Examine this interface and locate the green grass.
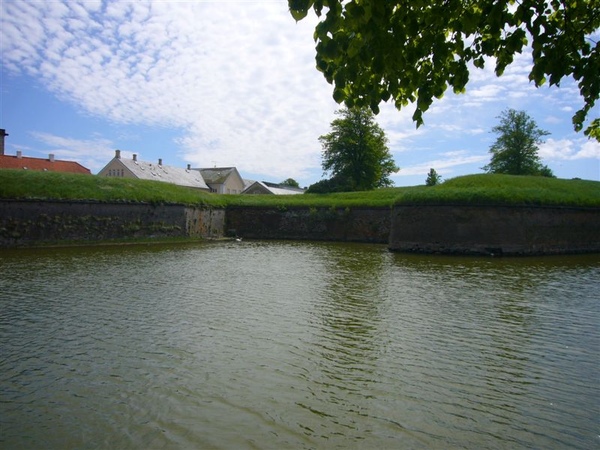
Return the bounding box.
[0,169,218,205]
[223,187,406,208]
[1,170,598,208]
[0,170,406,208]
[395,174,600,207]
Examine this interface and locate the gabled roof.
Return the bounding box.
[242,181,305,195]
[196,167,240,184]
[263,181,305,194]
[104,155,209,190]
[0,153,91,174]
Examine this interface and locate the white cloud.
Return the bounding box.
[395,151,488,177]
[545,115,562,125]
[540,138,600,161]
[30,132,116,170]
[1,1,337,180]
[578,140,600,159]
[1,0,596,184]
[464,83,506,105]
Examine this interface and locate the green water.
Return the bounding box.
[1,241,598,449]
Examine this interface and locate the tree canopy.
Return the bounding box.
[280,178,300,188]
[483,108,554,176]
[289,0,600,140]
[311,107,398,192]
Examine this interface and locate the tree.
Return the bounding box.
[425,168,442,186]
[306,175,352,193]
[482,109,554,176]
[289,0,600,140]
[316,107,398,192]
[280,178,300,188]
[538,165,556,178]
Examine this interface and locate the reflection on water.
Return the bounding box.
[1,242,598,449]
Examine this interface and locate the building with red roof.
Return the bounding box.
[0,129,91,174]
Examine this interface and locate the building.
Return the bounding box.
[242,181,305,195]
[98,150,210,191]
[194,167,246,194]
[0,129,91,174]
[0,151,91,174]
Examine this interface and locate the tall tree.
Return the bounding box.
[483,109,553,176]
[317,107,398,192]
[289,0,600,140]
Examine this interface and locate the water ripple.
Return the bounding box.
[1,244,598,449]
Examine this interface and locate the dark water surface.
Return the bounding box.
[1,241,598,449]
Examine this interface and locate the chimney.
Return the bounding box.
[158,158,162,166]
[0,129,8,156]
[16,150,22,159]
[133,154,137,162]
[115,149,121,159]
[49,154,55,162]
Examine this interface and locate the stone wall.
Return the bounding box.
[185,207,226,239]
[0,201,390,247]
[389,204,600,255]
[0,200,224,247]
[224,206,391,243]
[2,200,598,255]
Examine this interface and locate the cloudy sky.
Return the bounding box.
[1,0,598,187]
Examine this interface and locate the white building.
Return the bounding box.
[98,150,210,191]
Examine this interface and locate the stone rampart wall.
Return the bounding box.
[1,200,598,255]
[0,200,223,247]
[224,206,391,243]
[389,204,600,255]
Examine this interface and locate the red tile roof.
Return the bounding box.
[0,155,91,174]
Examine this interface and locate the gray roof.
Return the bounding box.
[196,167,238,184]
[119,158,210,190]
[263,181,305,194]
[242,181,305,195]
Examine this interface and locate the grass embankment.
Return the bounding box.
[0,169,219,205]
[0,169,408,208]
[395,174,600,207]
[0,170,598,208]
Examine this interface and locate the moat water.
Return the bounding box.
[1,241,598,449]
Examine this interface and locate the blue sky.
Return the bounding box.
[1,1,598,188]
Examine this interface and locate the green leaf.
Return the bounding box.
[333,87,346,103]
[289,0,313,21]
[583,119,600,142]
[290,8,308,21]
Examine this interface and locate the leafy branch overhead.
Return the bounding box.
[289,0,600,140]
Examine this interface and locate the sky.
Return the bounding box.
[1,0,598,188]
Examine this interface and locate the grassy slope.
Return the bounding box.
[0,169,598,208]
[395,174,600,207]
